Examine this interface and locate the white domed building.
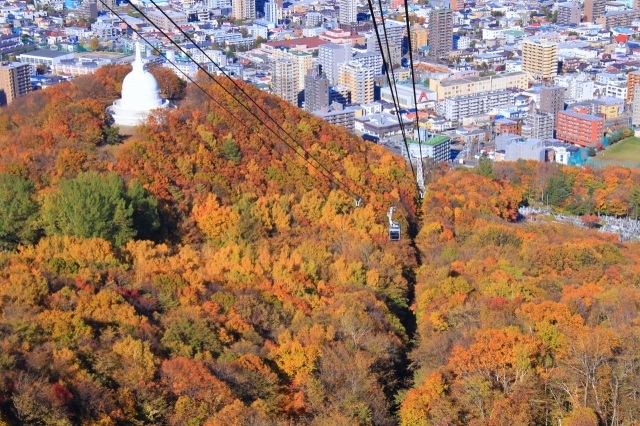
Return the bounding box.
[108,42,170,127]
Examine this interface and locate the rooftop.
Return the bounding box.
[408,135,450,146]
[19,49,72,58]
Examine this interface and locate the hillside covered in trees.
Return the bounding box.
[1,67,640,425]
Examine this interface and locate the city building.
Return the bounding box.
[405,133,451,163]
[108,43,169,127]
[271,57,298,105]
[380,84,436,110]
[430,72,529,101]
[0,62,31,106]
[78,1,98,19]
[633,85,640,128]
[584,0,606,22]
[556,110,604,147]
[351,51,383,75]
[18,50,75,74]
[318,43,352,85]
[96,0,116,12]
[439,90,516,122]
[304,66,329,112]
[557,2,582,25]
[427,9,453,60]
[627,70,640,102]
[449,0,464,11]
[232,0,255,19]
[409,25,428,54]
[496,118,519,135]
[313,102,358,131]
[539,85,565,123]
[338,62,374,104]
[338,0,357,25]
[329,86,351,105]
[522,38,558,81]
[264,1,278,24]
[522,112,554,140]
[146,9,189,32]
[597,10,640,29]
[355,112,413,138]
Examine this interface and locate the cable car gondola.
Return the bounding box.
[387,206,401,241]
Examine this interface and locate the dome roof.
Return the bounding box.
[119,43,165,112]
[108,42,170,127]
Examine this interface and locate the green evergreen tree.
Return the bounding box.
[0,173,39,250]
[42,172,158,246]
[475,155,494,179]
[546,174,573,207]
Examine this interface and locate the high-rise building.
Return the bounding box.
[232,0,255,20]
[287,50,313,93]
[338,0,357,25]
[305,66,329,112]
[351,51,383,75]
[338,62,374,104]
[427,9,453,60]
[78,1,98,19]
[633,85,640,127]
[0,62,31,106]
[97,0,116,12]
[522,38,558,81]
[556,110,604,147]
[264,1,278,24]
[626,70,640,102]
[539,85,565,124]
[521,112,554,140]
[318,43,352,85]
[449,0,464,11]
[597,10,640,29]
[271,57,298,105]
[584,0,605,22]
[409,25,428,54]
[557,2,581,25]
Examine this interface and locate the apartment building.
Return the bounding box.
[338,62,374,104]
[627,70,640,102]
[406,135,451,163]
[539,85,565,123]
[633,85,640,127]
[313,102,358,131]
[430,72,529,101]
[338,0,357,25]
[304,66,329,112]
[271,57,298,105]
[556,110,604,147]
[557,2,581,25]
[351,51,383,75]
[521,112,554,140]
[584,0,605,22]
[264,1,278,24]
[597,10,640,29]
[409,25,428,54]
[146,9,189,31]
[522,38,558,80]
[0,62,31,106]
[439,90,516,122]
[318,43,352,85]
[232,0,255,20]
[427,9,453,60]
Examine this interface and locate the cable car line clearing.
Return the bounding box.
[365,0,419,193]
[402,0,425,188]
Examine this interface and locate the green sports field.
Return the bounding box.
[601,137,640,163]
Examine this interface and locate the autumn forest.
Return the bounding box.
[1,66,640,425]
